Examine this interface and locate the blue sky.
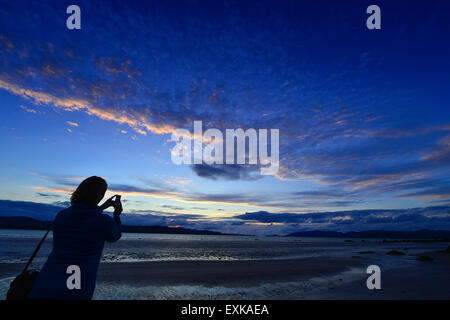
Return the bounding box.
[0,0,449,235]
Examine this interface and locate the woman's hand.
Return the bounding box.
[100,195,117,210]
[113,195,123,217]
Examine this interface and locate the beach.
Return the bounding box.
[0,230,449,299]
[1,252,449,299]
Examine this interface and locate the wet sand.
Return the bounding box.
[97,256,364,287]
[307,250,450,300]
[95,250,450,299]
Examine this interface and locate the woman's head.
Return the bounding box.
[70,176,108,206]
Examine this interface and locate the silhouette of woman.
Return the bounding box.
[29,176,122,300]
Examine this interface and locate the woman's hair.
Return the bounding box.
[70,176,108,206]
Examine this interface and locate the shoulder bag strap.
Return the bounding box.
[22,228,51,274]
[21,211,62,274]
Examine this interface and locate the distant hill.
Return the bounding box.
[0,216,225,236]
[286,229,450,239]
[0,216,53,230]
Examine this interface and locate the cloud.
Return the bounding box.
[36,192,61,198]
[235,206,450,232]
[160,205,185,211]
[399,186,450,200]
[190,164,261,181]
[95,56,142,79]
[20,105,37,114]
[66,121,78,127]
[0,79,175,136]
